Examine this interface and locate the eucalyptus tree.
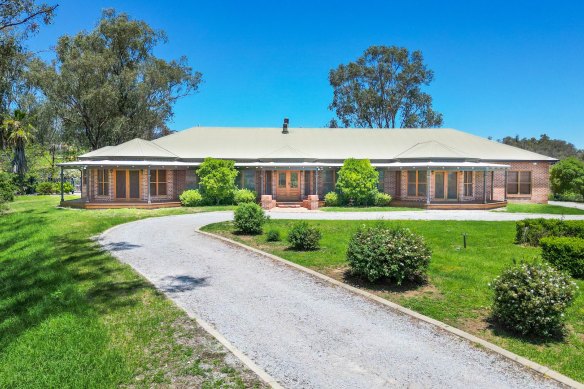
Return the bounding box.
[31,9,202,150]
[329,45,443,128]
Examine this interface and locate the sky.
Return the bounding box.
[26,0,584,148]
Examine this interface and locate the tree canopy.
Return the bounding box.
[500,134,582,160]
[550,157,584,198]
[328,45,443,129]
[335,158,379,205]
[31,9,202,150]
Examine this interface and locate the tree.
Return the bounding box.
[0,1,57,35]
[2,109,34,176]
[328,46,443,129]
[31,9,202,150]
[335,158,379,205]
[550,157,584,197]
[196,158,238,205]
[500,134,582,160]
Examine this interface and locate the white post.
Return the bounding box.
[147,166,151,204]
[60,166,64,202]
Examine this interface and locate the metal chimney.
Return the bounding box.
[282,118,289,134]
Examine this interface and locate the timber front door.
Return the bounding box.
[434,171,458,200]
[276,171,301,201]
[115,169,141,200]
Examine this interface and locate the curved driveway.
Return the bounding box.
[99,211,571,389]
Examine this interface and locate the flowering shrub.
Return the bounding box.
[287,222,322,250]
[179,189,203,207]
[347,225,431,284]
[374,192,392,206]
[490,262,578,337]
[324,191,339,206]
[234,188,256,204]
[233,203,267,234]
[540,237,584,278]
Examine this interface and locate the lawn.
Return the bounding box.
[501,203,584,215]
[321,206,422,212]
[203,219,584,382]
[0,196,261,388]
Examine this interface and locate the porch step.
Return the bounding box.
[276,202,303,208]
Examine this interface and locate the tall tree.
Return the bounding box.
[0,1,57,35]
[31,9,202,150]
[500,134,583,160]
[2,109,34,176]
[329,45,443,129]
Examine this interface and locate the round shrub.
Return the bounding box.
[233,203,267,235]
[347,225,431,284]
[266,229,281,242]
[234,188,257,204]
[287,222,322,251]
[491,262,578,337]
[324,191,339,206]
[54,182,74,194]
[179,189,204,207]
[36,181,55,195]
[374,192,392,206]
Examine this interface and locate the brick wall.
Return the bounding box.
[494,161,551,204]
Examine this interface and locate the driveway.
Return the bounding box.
[99,212,566,388]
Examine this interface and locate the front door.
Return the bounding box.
[276,171,301,201]
[434,171,458,200]
[115,169,141,200]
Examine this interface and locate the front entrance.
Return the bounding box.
[276,170,301,201]
[434,171,458,200]
[115,169,141,200]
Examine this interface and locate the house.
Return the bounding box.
[58,121,556,209]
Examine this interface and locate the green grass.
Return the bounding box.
[203,219,584,382]
[0,196,260,388]
[321,206,422,212]
[501,203,584,215]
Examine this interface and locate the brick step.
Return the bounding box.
[276,202,303,208]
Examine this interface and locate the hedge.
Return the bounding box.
[540,236,584,278]
[515,218,584,246]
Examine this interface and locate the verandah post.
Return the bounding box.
[483,170,487,204]
[426,170,431,205]
[60,166,64,202]
[147,166,151,204]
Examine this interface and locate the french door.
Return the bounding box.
[434,171,458,200]
[115,169,141,200]
[276,171,301,201]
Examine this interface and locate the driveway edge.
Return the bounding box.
[197,228,583,389]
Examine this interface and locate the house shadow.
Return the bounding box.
[160,275,209,293]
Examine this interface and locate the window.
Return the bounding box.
[322,169,336,194]
[507,171,531,195]
[377,169,385,191]
[97,169,109,196]
[407,170,427,197]
[463,171,473,197]
[240,169,256,191]
[150,169,167,196]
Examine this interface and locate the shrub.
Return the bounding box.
[179,189,203,207]
[234,188,257,204]
[515,218,584,246]
[53,182,74,194]
[266,229,281,242]
[287,222,322,250]
[347,225,431,284]
[335,158,378,205]
[196,158,238,205]
[550,157,584,198]
[36,181,55,195]
[491,262,578,337]
[0,172,15,203]
[324,191,339,206]
[374,192,392,206]
[541,237,584,278]
[233,203,267,234]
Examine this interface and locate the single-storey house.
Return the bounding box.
[58,121,556,210]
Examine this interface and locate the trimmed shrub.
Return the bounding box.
[0,172,15,203]
[266,229,281,242]
[324,191,339,206]
[196,158,238,205]
[287,222,322,251]
[233,203,267,234]
[541,237,584,278]
[374,192,392,206]
[491,262,578,337]
[36,181,55,195]
[515,218,584,246]
[234,188,257,204]
[347,225,431,284]
[336,158,379,205]
[179,189,203,207]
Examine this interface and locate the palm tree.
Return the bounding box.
[2,110,35,177]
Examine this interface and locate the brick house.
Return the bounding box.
[58,124,556,209]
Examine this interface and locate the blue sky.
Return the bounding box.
[27,0,584,147]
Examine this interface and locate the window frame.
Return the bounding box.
[463,171,473,197]
[507,170,532,196]
[407,170,428,197]
[97,169,109,196]
[150,169,167,196]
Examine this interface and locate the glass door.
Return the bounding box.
[276,171,301,201]
[447,172,458,200]
[115,170,141,200]
[434,171,458,200]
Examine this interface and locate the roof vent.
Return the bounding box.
[282,118,289,134]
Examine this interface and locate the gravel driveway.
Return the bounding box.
[99,212,566,388]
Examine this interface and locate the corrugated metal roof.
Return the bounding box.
[80,138,177,159]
